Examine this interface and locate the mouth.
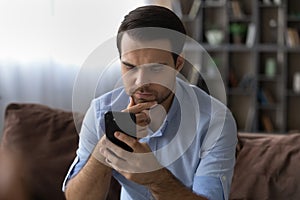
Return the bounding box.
[134,91,156,101]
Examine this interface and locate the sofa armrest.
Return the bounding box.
[230,132,300,200]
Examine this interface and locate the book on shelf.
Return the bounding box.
[205,0,226,6]
[171,0,183,18]
[286,28,300,47]
[230,0,244,19]
[187,66,200,85]
[172,0,201,20]
[261,114,274,132]
[153,0,173,9]
[263,0,272,5]
[258,88,275,105]
[263,89,275,104]
[228,69,238,88]
[246,23,256,47]
[188,0,201,19]
[238,74,256,90]
[245,105,255,132]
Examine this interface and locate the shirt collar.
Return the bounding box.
[139,119,167,142]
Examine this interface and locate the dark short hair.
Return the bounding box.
[117,5,186,64]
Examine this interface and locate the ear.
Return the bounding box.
[175,54,185,72]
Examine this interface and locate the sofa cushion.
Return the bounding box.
[0,103,81,199]
[0,103,121,200]
[230,133,300,200]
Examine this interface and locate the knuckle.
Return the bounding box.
[136,113,146,122]
[136,104,144,110]
[130,140,139,149]
[135,113,142,119]
[125,137,135,144]
[141,111,148,118]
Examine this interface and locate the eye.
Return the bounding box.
[124,65,133,70]
[123,64,136,71]
[150,64,165,72]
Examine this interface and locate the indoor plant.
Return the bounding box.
[230,23,247,44]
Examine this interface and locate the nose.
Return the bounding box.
[135,68,151,86]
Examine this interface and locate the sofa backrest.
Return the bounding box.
[0,103,80,199]
[2,103,300,200]
[230,133,300,200]
[0,103,120,200]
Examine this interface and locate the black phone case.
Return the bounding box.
[104,111,136,152]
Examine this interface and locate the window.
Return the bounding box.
[0,0,146,65]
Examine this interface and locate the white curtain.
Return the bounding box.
[0,60,79,135]
[0,0,148,136]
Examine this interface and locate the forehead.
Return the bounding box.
[121,33,172,56]
[121,49,173,66]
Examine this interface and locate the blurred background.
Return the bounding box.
[0,0,146,136]
[1,0,300,137]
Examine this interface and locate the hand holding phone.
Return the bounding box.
[104,111,136,152]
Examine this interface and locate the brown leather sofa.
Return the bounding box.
[0,103,300,200]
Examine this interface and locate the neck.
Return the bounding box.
[160,87,176,113]
[148,104,167,133]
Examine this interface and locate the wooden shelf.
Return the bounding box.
[229,16,252,23]
[257,44,284,51]
[202,0,226,8]
[228,45,253,51]
[258,75,281,82]
[258,3,284,8]
[201,44,227,51]
[286,46,300,52]
[258,104,280,110]
[287,90,300,96]
[228,88,255,95]
[179,0,300,133]
[287,16,300,22]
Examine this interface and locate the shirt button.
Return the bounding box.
[222,175,226,181]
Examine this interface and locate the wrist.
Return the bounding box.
[148,168,170,190]
[85,156,112,175]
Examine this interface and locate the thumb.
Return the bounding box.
[127,96,135,109]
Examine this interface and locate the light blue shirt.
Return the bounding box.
[63,78,237,200]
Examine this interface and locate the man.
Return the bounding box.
[63,5,237,200]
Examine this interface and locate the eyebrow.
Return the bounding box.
[121,61,136,68]
[121,61,169,68]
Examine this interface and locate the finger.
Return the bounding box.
[123,101,157,114]
[127,96,135,109]
[136,126,148,138]
[114,131,140,151]
[91,135,109,163]
[101,146,127,170]
[135,112,151,126]
[101,135,131,158]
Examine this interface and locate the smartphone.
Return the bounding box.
[104,111,137,152]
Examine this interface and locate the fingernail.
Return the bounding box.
[115,132,120,137]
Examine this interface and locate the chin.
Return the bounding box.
[135,98,155,104]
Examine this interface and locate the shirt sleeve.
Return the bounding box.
[62,100,100,191]
[193,108,237,200]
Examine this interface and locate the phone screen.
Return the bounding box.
[104,111,136,152]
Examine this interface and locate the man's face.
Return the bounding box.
[120,34,183,107]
